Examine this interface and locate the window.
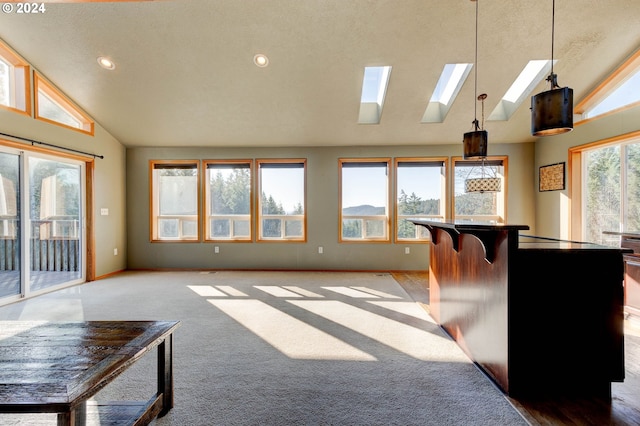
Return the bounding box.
[150,161,200,242]
[204,160,252,241]
[572,136,640,245]
[395,158,447,241]
[576,48,640,122]
[452,156,507,223]
[0,40,30,115]
[34,73,94,135]
[340,158,390,242]
[257,159,306,241]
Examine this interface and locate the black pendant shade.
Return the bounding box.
[463,129,488,159]
[531,86,573,136]
[530,0,573,137]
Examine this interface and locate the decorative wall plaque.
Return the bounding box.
[539,162,565,191]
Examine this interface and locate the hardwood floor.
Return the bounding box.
[392,271,640,426]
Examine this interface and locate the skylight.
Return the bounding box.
[422,63,472,123]
[358,66,391,124]
[488,60,552,121]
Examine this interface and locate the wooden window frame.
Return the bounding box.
[568,130,640,241]
[394,157,448,242]
[203,159,253,242]
[451,156,508,223]
[575,47,640,124]
[34,72,94,136]
[256,158,307,243]
[339,158,391,243]
[149,160,201,243]
[0,40,31,116]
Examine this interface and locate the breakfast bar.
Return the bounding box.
[411,219,629,398]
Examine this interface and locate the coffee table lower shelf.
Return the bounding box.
[72,397,163,426]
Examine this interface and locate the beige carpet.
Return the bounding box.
[0,271,528,425]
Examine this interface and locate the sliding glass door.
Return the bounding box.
[0,147,85,303]
[29,155,83,292]
[0,151,20,299]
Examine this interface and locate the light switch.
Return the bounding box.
[101,208,109,216]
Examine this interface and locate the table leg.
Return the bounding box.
[157,333,174,416]
[57,401,86,426]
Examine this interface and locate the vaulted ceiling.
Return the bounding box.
[1,0,639,148]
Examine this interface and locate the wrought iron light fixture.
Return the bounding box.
[463,0,488,159]
[531,0,573,136]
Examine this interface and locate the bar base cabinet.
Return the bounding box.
[413,220,628,399]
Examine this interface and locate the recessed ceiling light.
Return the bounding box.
[97,56,116,70]
[253,54,269,68]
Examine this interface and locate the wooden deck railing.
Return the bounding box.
[0,218,80,272]
[0,238,80,272]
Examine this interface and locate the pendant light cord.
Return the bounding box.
[551,0,556,74]
[473,0,479,131]
[547,0,559,89]
[550,0,555,75]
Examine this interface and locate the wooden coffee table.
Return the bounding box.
[0,320,180,425]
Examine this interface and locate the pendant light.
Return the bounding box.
[465,158,502,193]
[531,0,573,136]
[463,0,488,159]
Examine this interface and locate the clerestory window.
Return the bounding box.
[575,48,640,122]
[34,72,94,135]
[0,40,30,115]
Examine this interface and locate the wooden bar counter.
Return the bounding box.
[411,219,629,398]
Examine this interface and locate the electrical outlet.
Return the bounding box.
[405,247,410,254]
[214,246,219,254]
[318,246,323,254]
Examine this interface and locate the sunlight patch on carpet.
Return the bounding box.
[322,286,380,298]
[367,300,436,323]
[188,285,227,297]
[288,300,463,361]
[282,286,324,298]
[18,298,84,321]
[216,286,248,296]
[208,299,377,361]
[254,286,304,298]
[351,287,402,299]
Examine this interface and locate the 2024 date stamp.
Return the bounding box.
[2,3,47,14]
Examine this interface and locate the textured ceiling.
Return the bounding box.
[1,0,640,148]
